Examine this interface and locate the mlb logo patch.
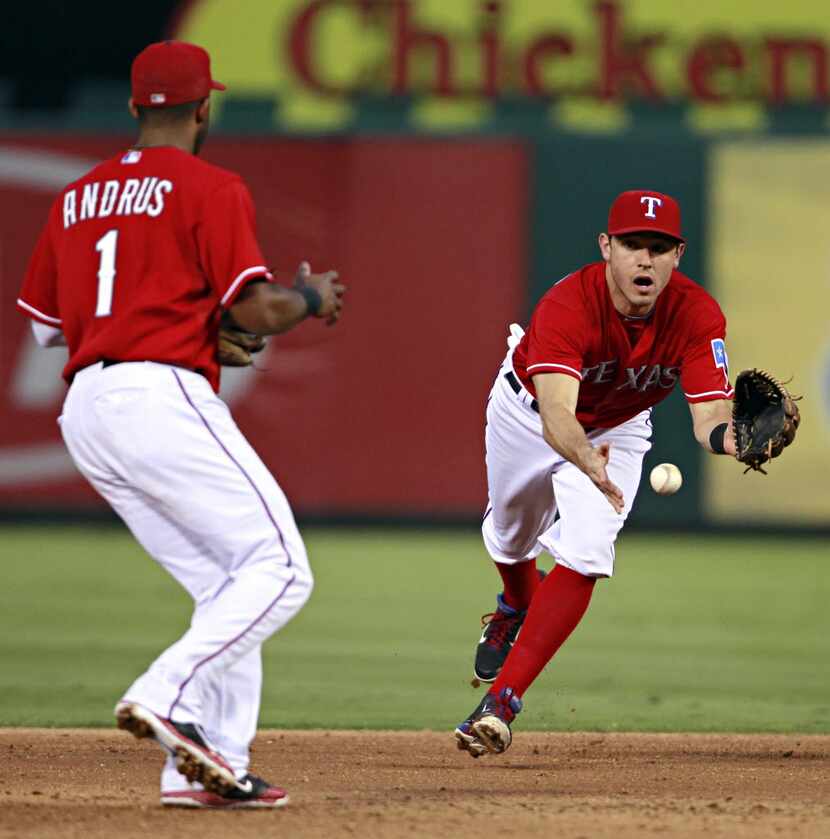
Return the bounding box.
[121,150,142,165]
[150,93,166,104]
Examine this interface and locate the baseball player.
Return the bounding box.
[16,41,345,808]
[455,190,741,757]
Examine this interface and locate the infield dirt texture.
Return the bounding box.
[1,528,827,837]
[2,728,829,838]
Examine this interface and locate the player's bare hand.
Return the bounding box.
[582,442,625,514]
[294,261,346,325]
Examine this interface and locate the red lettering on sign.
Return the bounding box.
[392,0,455,96]
[283,0,830,106]
[290,0,343,95]
[687,37,745,103]
[765,38,829,104]
[524,34,574,97]
[596,1,664,100]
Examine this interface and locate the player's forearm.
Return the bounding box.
[695,417,737,456]
[228,285,312,336]
[690,400,736,456]
[540,404,596,472]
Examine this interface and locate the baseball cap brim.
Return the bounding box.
[609,225,685,243]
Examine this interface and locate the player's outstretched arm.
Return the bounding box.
[689,399,736,456]
[229,262,346,336]
[533,372,625,514]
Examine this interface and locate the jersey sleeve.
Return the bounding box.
[196,178,273,308]
[524,287,590,382]
[17,214,62,326]
[680,299,734,403]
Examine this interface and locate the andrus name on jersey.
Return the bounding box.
[581,360,679,391]
[63,177,173,229]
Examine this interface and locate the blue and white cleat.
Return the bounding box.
[473,570,546,684]
[454,687,523,758]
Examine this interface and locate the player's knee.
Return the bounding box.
[285,540,313,602]
[483,518,539,561]
[293,565,314,607]
[258,564,312,625]
[556,539,615,578]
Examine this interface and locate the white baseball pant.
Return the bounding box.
[482,328,652,578]
[59,361,313,787]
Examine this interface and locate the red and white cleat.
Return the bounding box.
[115,701,240,796]
[161,775,289,809]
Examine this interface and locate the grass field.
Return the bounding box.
[0,526,826,732]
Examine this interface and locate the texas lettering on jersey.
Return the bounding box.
[581,360,679,391]
[512,262,734,428]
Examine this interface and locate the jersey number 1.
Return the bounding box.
[94,229,118,317]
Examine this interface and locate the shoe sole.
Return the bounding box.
[161,792,289,810]
[115,702,240,796]
[471,715,512,754]
[453,728,488,758]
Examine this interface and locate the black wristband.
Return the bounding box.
[709,422,728,454]
[298,285,322,317]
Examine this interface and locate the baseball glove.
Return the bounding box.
[217,312,266,367]
[733,369,801,474]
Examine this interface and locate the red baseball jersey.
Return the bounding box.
[17,146,272,392]
[512,262,734,428]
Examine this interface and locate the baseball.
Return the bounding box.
[649,463,683,495]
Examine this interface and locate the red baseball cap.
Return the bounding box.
[131,41,226,107]
[607,190,684,242]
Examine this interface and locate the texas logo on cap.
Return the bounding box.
[131,41,226,108]
[607,190,684,242]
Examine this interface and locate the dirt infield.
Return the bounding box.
[1,729,828,839]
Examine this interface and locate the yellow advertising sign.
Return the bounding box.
[176,0,830,129]
[705,140,830,525]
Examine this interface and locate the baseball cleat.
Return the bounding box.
[474,570,546,683]
[161,774,289,809]
[115,701,240,796]
[455,687,523,758]
[454,695,490,758]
